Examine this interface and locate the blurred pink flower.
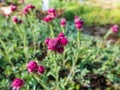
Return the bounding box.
[23,4,35,15]
[47,8,55,15]
[60,18,66,26]
[57,45,64,53]
[75,23,82,30]
[48,37,60,51]
[38,65,45,74]
[60,37,68,46]
[11,78,24,90]
[43,15,54,23]
[58,32,65,38]
[12,16,22,24]
[10,5,17,12]
[111,25,119,33]
[74,16,84,30]
[45,38,50,46]
[45,33,68,54]
[27,4,35,9]
[27,61,38,73]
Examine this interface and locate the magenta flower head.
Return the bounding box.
[11,78,24,90]
[60,18,66,26]
[74,16,79,19]
[111,25,119,33]
[10,5,17,12]
[58,32,65,38]
[57,45,64,53]
[27,61,38,73]
[12,16,19,23]
[45,33,68,54]
[23,7,29,15]
[74,16,84,30]
[12,16,22,24]
[47,8,55,14]
[58,32,68,46]
[38,65,45,74]
[45,38,50,46]
[43,15,54,23]
[60,37,68,46]
[27,4,35,10]
[48,37,60,51]
[75,23,82,30]
[47,8,57,18]
[23,4,35,15]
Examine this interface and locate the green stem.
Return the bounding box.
[15,25,28,61]
[66,50,79,82]
[0,39,14,69]
[61,26,65,33]
[33,74,48,90]
[52,53,59,89]
[49,24,54,38]
[77,31,81,49]
[28,13,37,56]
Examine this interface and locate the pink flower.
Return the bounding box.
[45,38,50,46]
[45,33,68,54]
[111,25,118,33]
[11,78,24,90]
[12,16,22,24]
[47,8,57,18]
[12,16,19,23]
[38,65,45,74]
[74,16,84,30]
[27,61,38,73]
[43,15,54,23]
[57,45,64,53]
[75,23,82,30]
[23,4,35,15]
[10,5,17,12]
[27,4,35,9]
[60,18,66,26]
[58,32,65,38]
[60,37,68,46]
[48,38,60,51]
[47,8,55,15]
[74,16,79,19]
[23,7,29,15]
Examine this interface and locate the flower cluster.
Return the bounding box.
[45,32,68,53]
[43,8,57,23]
[74,16,84,30]
[27,61,45,74]
[23,4,35,15]
[12,16,22,24]
[60,18,66,27]
[11,78,24,90]
[111,25,118,33]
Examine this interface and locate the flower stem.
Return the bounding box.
[29,12,37,56]
[15,25,28,61]
[33,74,48,90]
[61,26,65,33]
[77,31,81,49]
[49,24,54,38]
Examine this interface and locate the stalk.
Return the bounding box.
[15,25,28,61]
[28,12,37,56]
[49,24,54,38]
[77,31,81,49]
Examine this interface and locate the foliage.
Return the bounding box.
[0,1,120,90]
